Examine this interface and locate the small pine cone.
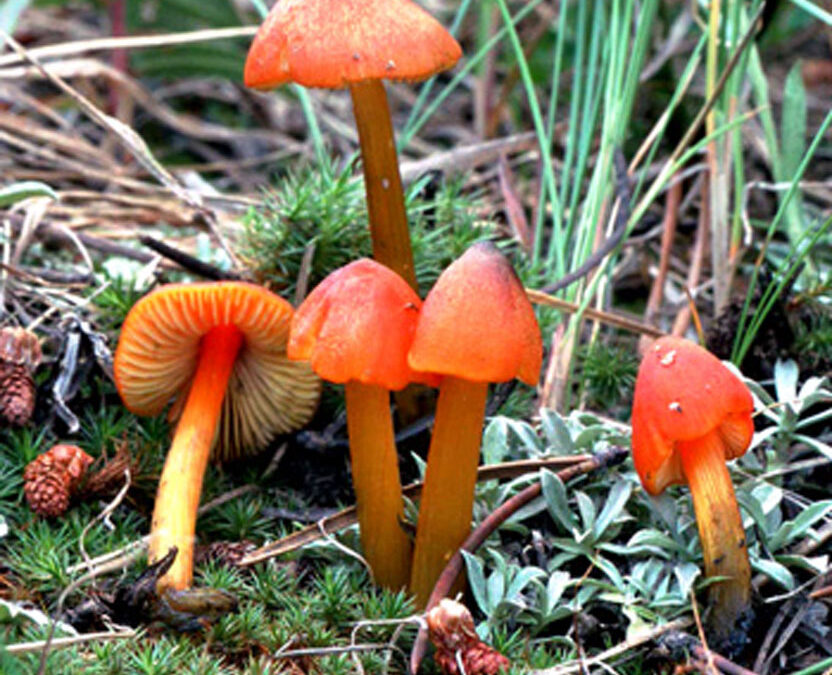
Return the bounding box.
[427,599,510,675]
[24,472,71,517]
[23,444,94,517]
[0,327,41,426]
[0,363,35,426]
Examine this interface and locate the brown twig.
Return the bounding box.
[409,446,629,674]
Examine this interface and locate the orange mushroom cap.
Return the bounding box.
[631,337,754,495]
[114,282,320,460]
[408,242,543,386]
[289,259,437,390]
[244,0,462,90]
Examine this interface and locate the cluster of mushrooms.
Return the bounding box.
[111,0,757,649]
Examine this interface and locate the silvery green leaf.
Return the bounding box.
[774,359,799,408]
[545,571,571,611]
[673,562,700,598]
[753,558,794,590]
[486,568,505,612]
[0,516,7,539]
[575,491,596,534]
[743,377,776,409]
[793,434,832,461]
[506,567,546,601]
[541,470,577,532]
[593,480,633,541]
[0,181,57,206]
[462,551,488,613]
[751,482,783,516]
[539,408,574,453]
[482,418,509,465]
[507,419,542,454]
[506,494,548,524]
[786,500,832,541]
[776,554,827,574]
[594,556,626,590]
[573,426,609,449]
[797,376,828,405]
[624,529,682,556]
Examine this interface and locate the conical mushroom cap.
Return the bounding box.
[114,282,321,461]
[408,242,542,386]
[244,0,462,90]
[631,337,754,495]
[289,259,436,390]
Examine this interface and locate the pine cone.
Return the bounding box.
[24,472,70,518]
[427,599,510,675]
[0,327,41,426]
[23,444,94,517]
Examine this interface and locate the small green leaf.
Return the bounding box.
[541,470,578,532]
[482,418,509,465]
[539,408,574,453]
[753,558,794,590]
[462,551,488,613]
[592,480,633,541]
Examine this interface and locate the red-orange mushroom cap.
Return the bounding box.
[244,0,462,90]
[289,259,436,390]
[114,282,320,460]
[408,242,542,386]
[631,337,754,495]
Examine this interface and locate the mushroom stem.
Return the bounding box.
[679,430,751,640]
[344,381,412,589]
[350,80,416,290]
[409,376,489,607]
[150,324,243,591]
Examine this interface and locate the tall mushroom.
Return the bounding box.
[114,282,320,591]
[631,336,754,643]
[243,0,461,290]
[288,259,436,589]
[407,242,543,605]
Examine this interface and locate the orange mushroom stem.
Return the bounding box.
[407,243,542,606]
[679,430,750,630]
[408,376,488,605]
[631,336,754,644]
[350,80,415,289]
[342,380,412,587]
[149,325,242,590]
[289,259,437,589]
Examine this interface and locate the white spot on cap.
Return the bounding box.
[669,401,682,412]
[386,60,396,71]
[660,350,676,366]
[352,53,361,61]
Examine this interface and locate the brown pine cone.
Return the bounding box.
[23,444,94,517]
[427,599,510,675]
[24,472,70,518]
[0,327,41,426]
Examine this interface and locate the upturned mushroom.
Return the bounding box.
[407,242,543,605]
[114,282,320,591]
[631,336,754,643]
[243,0,461,289]
[288,259,436,589]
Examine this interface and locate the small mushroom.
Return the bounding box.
[631,336,754,643]
[289,259,435,589]
[243,0,462,289]
[407,243,542,605]
[114,282,320,591]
